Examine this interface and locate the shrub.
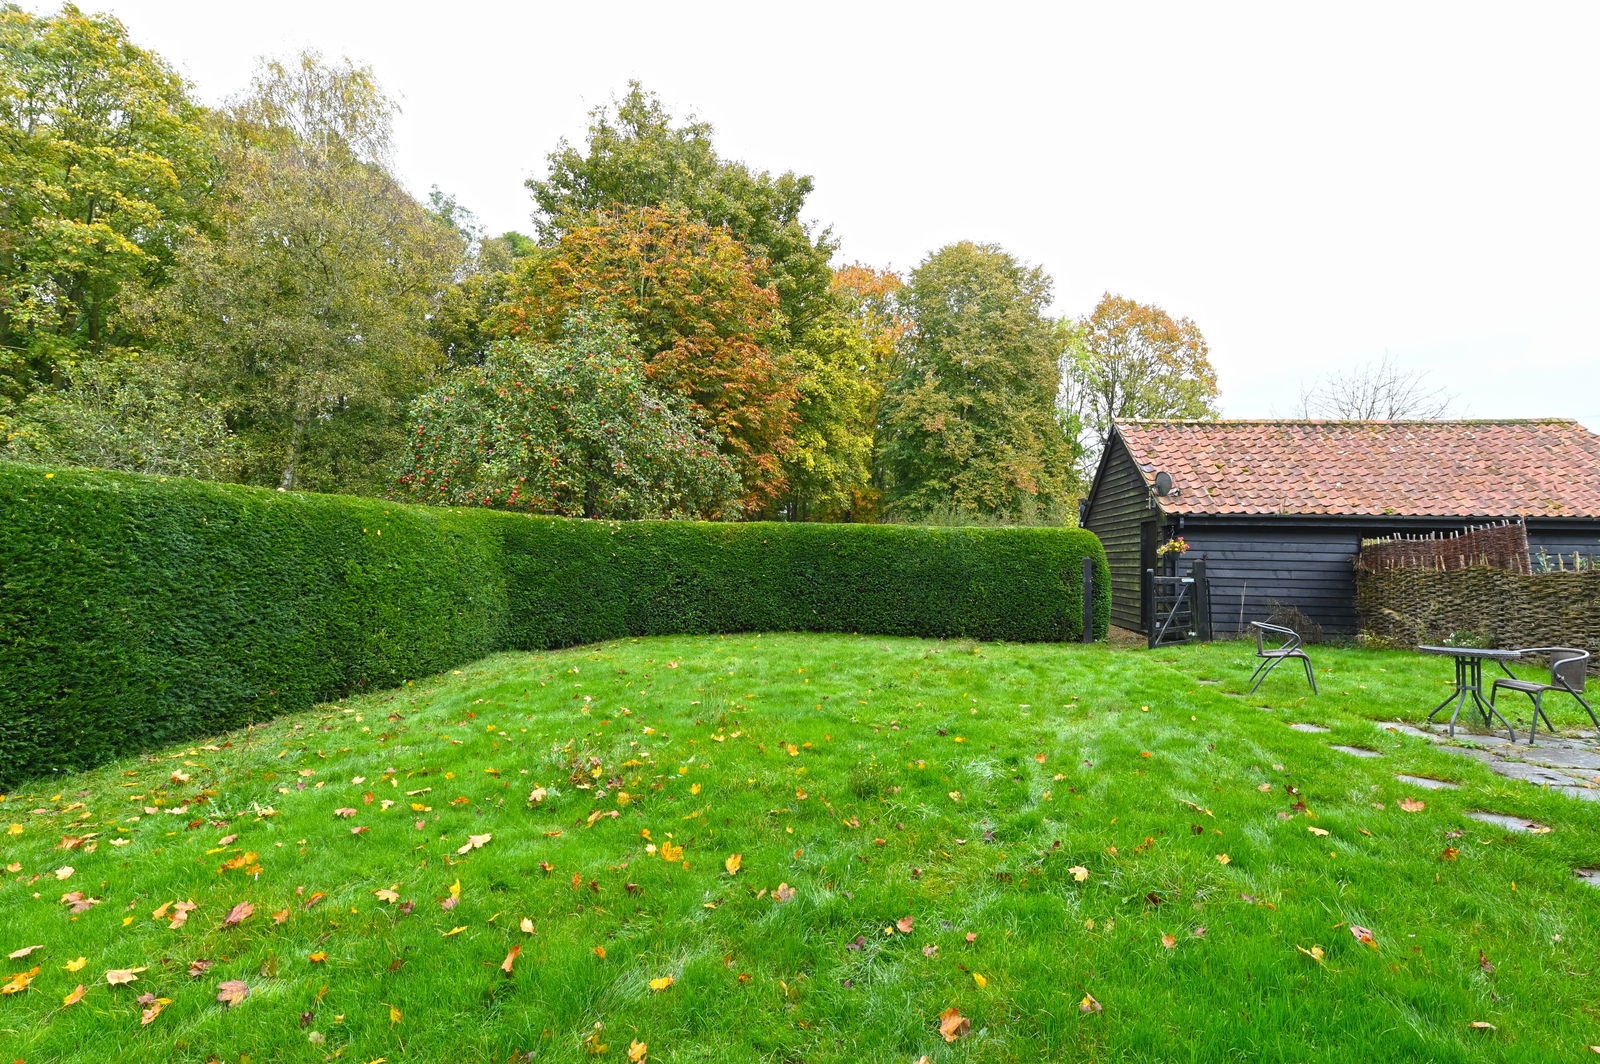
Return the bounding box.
[0,462,1109,786]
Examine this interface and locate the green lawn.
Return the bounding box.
[3,635,1599,1063]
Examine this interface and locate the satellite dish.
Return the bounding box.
[1153,471,1173,496]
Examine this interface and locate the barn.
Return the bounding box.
[1079,418,1600,638]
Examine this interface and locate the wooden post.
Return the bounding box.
[1144,568,1156,649]
[1192,559,1212,641]
[1081,556,1095,643]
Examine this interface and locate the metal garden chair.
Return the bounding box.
[1247,621,1317,694]
[1488,647,1596,744]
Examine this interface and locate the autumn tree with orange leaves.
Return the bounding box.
[1064,293,1219,473]
[494,207,798,511]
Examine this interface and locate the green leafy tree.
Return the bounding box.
[495,206,797,510]
[138,52,463,494]
[0,3,217,402]
[1066,292,1219,468]
[879,242,1076,522]
[0,355,235,477]
[397,314,742,519]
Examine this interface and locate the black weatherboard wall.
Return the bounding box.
[1079,435,1153,631]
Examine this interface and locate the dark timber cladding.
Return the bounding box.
[1081,418,1600,637]
[1079,434,1152,632]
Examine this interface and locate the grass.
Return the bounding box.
[3,634,1599,1063]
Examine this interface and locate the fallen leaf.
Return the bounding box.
[648,974,674,992]
[7,945,42,960]
[140,996,172,1024]
[501,945,521,973]
[1,965,40,994]
[660,840,684,863]
[62,984,85,1007]
[188,958,213,978]
[773,882,796,903]
[628,1040,648,1062]
[441,926,466,937]
[1161,933,1177,950]
[520,917,535,934]
[308,952,328,963]
[1069,866,1089,882]
[1468,1021,1497,1030]
[456,833,492,855]
[1308,826,1330,837]
[1215,853,1231,865]
[64,956,86,972]
[1398,797,1426,813]
[896,916,914,934]
[105,966,147,986]
[223,901,254,927]
[1079,993,1103,1014]
[1296,945,1327,965]
[972,971,988,988]
[216,980,249,1007]
[1350,925,1378,949]
[373,888,399,904]
[724,853,742,875]
[939,1006,971,1041]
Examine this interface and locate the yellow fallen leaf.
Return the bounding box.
[724,853,742,875]
[64,957,86,972]
[441,926,466,937]
[1215,853,1231,865]
[1296,945,1327,965]
[1069,865,1089,882]
[593,945,607,958]
[648,975,674,992]
[939,1006,971,1041]
[972,971,988,988]
[628,1040,648,1062]
[389,1004,403,1024]
[1308,826,1330,837]
[660,840,684,863]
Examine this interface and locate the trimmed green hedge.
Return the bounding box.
[0,463,1110,786]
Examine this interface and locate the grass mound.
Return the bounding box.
[3,636,1597,1062]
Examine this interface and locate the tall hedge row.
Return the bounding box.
[0,463,1110,786]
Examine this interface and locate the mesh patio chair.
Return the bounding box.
[1489,647,1596,744]
[1247,621,1317,694]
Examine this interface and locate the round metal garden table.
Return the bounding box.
[1417,645,1520,741]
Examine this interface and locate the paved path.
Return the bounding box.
[1372,719,1600,802]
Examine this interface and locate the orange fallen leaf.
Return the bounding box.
[724,853,742,875]
[939,1006,971,1041]
[1398,797,1426,812]
[1160,933,1177,950]
[308,952,328,963]
[628,1039,648,1062]
[2,965,40,994]
[62,984,85,1007]
[501,945,521,973]
[593,945,607,959]
[216,980,249,1007]
[140,996,172,1024]
[895,916,914,934]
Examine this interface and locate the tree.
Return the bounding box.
[397,314,742,519]
[1066,293,1219,470]
[0,355,235,478]
[495,207,797,510]
[528,82,835,341]
[878,242,1076,521]
[138,53,463,494]
[0,3,218,403]
[828,264,910,519]
[1298,354,1453,419]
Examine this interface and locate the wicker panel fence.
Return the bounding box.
[1356,562,1600,653]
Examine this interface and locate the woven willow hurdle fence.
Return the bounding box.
[1355,522,1600,657]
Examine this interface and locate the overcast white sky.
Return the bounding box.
[51,0,1600,431]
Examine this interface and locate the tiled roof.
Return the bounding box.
[1113,419,1600,518]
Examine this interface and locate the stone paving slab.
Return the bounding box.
[1287,722,1329,733]
[1330,744,1382,758]
[1395,774,1460,790]
[1370,719,1600,799]
[1465,811,1553,833]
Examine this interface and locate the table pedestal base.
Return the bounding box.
[1425,656,1516,742]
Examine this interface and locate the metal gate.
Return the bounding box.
[1143,562,1212,649]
